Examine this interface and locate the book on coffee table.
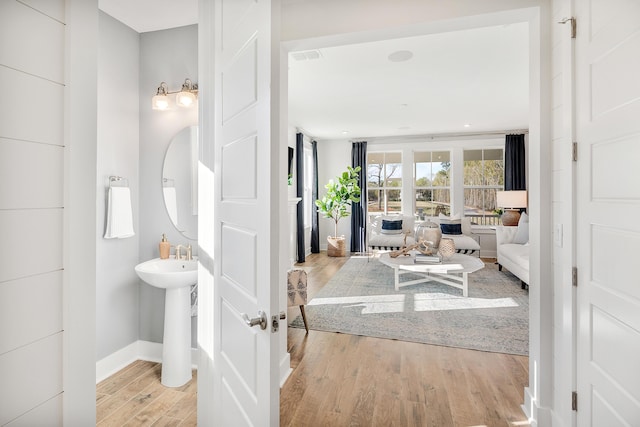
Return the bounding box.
[414,254,441,263]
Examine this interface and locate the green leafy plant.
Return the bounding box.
[315,166,361,238]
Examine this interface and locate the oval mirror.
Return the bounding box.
[162,126,198,240]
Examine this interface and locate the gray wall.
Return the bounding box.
[95,18,198,359]
[96,11,140,361]
[139,25,198,346]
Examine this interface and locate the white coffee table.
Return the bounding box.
[379,252,484,296]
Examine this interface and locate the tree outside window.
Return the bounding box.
[414,151,450,218]
[367,152,402,215]
[463,149,504,225]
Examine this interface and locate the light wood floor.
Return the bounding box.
[96,360,196,426]
[98,252,529,426]
[281,253,529,426]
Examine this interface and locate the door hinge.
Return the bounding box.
[572,267,578,287]
[572,391,578,411]
[559,17,577,38]
[572,142,578,161]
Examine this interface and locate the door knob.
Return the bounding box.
[242,311,267,330]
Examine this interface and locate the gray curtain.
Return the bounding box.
[350,141,367,253]
[296,133,305,262]
[310,140,320,253]
[505,134,526,190]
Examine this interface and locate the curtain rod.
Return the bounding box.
[351,129,529,142]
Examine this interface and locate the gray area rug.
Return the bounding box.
[290,257,529,355]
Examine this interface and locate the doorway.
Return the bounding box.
[281,5,549,422]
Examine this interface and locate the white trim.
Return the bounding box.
[96,340,198,384]
[279,353,293,388]
[522,386,553,427]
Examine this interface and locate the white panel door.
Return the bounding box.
[576,1,640,425]
[212,0,280,425]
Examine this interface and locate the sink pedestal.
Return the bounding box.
[134,257,197,387]
[161,286,192,387]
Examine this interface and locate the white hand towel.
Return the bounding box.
[163,186,179,225]
[104,187,135,239]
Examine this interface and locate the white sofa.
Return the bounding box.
[367,214,481,255]
[496,225,529,289]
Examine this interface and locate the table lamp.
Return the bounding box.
[496,190,527,226]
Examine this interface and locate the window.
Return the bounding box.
[367,152,402,214]
[414,151,450,217]
[463,148,504,225]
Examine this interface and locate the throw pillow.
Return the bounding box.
[381,219,403,235]
[440,222,462,235]
[513,212,529,244]
[461,217,472,236]
[439,213,471,235]
[439,214,463,235]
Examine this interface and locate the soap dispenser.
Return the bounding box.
[159,234,170,259]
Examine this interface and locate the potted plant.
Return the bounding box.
[315,166,361,257]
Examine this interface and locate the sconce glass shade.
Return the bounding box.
[176,90,196,107]
[152,82,170,110]
[152,94,170,110]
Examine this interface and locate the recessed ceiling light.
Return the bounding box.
[342,131,349,134]
[464,123,471,128]
[388,50,413,62]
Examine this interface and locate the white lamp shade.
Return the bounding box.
[152,94,170,110]
[496,190,527,209]
[176,91,196,107]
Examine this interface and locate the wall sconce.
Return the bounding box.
[152,79,198,110]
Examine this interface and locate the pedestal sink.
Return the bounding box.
[135,258,197,387]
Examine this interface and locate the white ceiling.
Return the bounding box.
[98,0,198,33]
[98,2,529,141]
[288,23,530,140]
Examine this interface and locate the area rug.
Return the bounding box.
[290,257,529,355]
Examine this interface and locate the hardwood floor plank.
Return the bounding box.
[96,360,157,395]
[96,364,163,422]
[166,392,197,420]
[150,416,181,427]
[178,410,197,427]
[124,389,185,426]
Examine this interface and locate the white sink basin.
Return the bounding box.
[135,258,197,289]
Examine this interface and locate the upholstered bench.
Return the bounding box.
[368,215,416,250]
[420,216,481,255]
[367,214,480,255]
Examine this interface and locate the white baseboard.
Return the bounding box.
[96,340,198,384]
[522,386,552,427]
[279,353,292,388]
